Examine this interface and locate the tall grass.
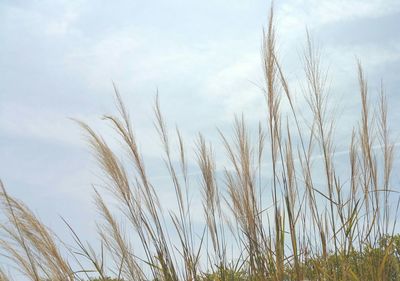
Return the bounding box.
[1,7,399,281]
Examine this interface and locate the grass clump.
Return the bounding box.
[1,7,399,281]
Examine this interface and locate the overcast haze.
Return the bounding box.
[1,0,400,273]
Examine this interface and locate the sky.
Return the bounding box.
[1,0,400,276]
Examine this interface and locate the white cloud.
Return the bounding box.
[203,53,265,121]
[276,0,400,42]
[280,0,400,26]
[45,1,82,36]
[0,101,94,147]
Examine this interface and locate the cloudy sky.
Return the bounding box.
[1,0,400,274]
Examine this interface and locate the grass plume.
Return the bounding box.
[1,7,399,281]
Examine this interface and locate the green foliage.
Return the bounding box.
[286,235,400,281]
[200,267,248,281]
[88,236,400,281]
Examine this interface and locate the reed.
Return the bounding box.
[1,6,399,281]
